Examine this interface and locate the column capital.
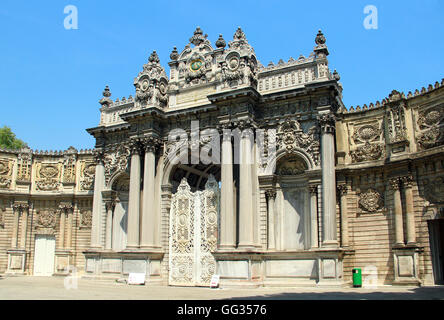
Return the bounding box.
[317,113,336,134]
[265,189,277,200]
[337,184,348,196]
[401,175,414,188]
[142,136,162,153]
[12,202,29,213]
[129,138,143,155]
[309,184,319,194]
[93,149,105,164]
[389,177,401,190]
[58,202,73,213]
[104,200,116,212]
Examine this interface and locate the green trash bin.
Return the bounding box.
[352,268,362,287]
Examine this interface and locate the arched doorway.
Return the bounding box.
[167,163,221,286]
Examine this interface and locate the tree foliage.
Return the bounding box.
[0,126,27,150]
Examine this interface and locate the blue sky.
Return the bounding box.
[0,0,443,151]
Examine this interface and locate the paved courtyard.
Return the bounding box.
[0,276,443,300]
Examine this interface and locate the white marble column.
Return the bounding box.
[338,184,349,247]
[309,184,319,248]
[390,178,404,245]
[20,206,29,249]
[127,141,141,248]
[319,113,338,247]
[66,208,73,249]
[220,129,236,249]
[402,175,416,244]
[91,151,105,248]
[59,210,66,249]
[266,189,276,250]
[238,127,255,249]
[141,140,157,248]
[105,200,115,250]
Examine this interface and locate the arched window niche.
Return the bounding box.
[274,154,311,251]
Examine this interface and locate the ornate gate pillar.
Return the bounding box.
[141,137,160,249]
[127,140,142,249]
[219,128,236,249]
[91,150,105,249]
[318,112,338,247]
[238,125,255,249]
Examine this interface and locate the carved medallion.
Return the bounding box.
[80,210,92,228]
[359,188,383,213]
[36,210,57,228]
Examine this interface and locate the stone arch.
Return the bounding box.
[262,148,314,176]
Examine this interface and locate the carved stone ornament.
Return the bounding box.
[352,123,382,145]
[17,150,32,182]
[80,161,95,191]
[63,147,77,184]
[104,144,130,185]
[36,164,60,191]
[350,142,385,163]
[387,103,408,144]
[359,188,384,213]
[80,209,92,228]
[0,159,12,189]
[36,209,57,229]
[416,105,444,150]
[276,118,320,166]
[0,207,5,227]
[423,176,444,204]
[317,113,336,134]
[276,154,308,175]
[134,51,169,108]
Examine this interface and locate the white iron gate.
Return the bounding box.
[168,175,219,286]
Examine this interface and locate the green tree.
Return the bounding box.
[0,126,27,150]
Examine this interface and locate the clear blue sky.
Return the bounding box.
[1,0,443,151]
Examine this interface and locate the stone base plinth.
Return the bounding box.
[83,249,165,284]
[6,249,27,275]
[392,245,423,286]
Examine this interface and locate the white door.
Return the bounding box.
[33,235,56,276]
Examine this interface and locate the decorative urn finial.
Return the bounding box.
[314,29,329,57]
[102,85,111,97]
[170,47,179,60]
[315,29,326,46]
[148,50,160,64]
[215,34,226,48]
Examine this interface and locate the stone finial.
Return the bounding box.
[99,85,113,107]
[315,29,326,46]
[314,29,329,57]
[189,26,207,46]
[215,34,226,48]
[170,47,179,61]
[148,51,160,64]
[103,85,111,98]
[333,69,340,81]
[233,27,246,41]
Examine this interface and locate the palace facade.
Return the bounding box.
[0,27,443,287]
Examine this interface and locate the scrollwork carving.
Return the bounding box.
[359,188,384,213]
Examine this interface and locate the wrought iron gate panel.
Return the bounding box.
[169,175,219,287]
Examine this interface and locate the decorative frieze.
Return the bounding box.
[350,121,385,163]
[103,144,130,185]
[350,142,385,163]
[35,209,57,234]
[80,161,96,191]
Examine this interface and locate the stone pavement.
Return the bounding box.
[0,276,443,300]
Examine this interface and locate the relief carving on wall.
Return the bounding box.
[63,147,77,184]
[80,161,95,191]
[358,188,384,213]
[104,144,130,185]
[350,122,385,163]
[36,209,57,229]
[0,159,13,189]
[80,209,92,228]
[35,163,61,191]
[423,176,444,204]
[0,207,5,227]
[276,118,320,166]
[386,100,408,144]
[16,150,32,182]
[416,105,444,150]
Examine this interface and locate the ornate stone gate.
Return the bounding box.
[168,175,219,286]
